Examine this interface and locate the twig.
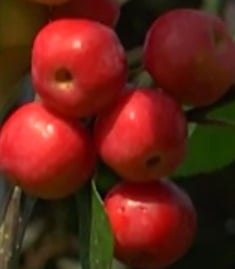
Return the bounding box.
[186,88,235,121]
[188,117,235,128]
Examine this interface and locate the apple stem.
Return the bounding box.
[188,116,235,128]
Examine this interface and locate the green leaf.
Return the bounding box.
[0,186,36,269]
[77,178,114,269]
[201,0,224,14]
[188,123,197,137]
[207,99,235,123]
[174,123,235,178]
[95,162,119,195]
[132,71,154,87]
[175,99,235,178]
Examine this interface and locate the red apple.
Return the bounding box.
[31,19,127,118]
[143,9,235,106]
[104,179,197,268]
[51,0,120,27]
[94,88,187,182]
[0,102,96,199]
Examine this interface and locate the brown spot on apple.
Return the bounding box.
[54,67,73,90]
[145,155,161,168]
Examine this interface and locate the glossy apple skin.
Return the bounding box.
[143,9,235,107]
[0,102,96,199]
[31,19,127,118]
[104,179,197,268]
[51,0,120,27]
[94,88,187,182]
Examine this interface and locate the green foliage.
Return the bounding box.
[201,0,225,14]
[175,98,235,177]
[77,178,114,269]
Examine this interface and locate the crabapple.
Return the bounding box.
[104,179,197,268]
[31,19,127,118]
[94,88,187,182]
[0,102,96,199]
[143,9,235,106]
[51,0,120,27]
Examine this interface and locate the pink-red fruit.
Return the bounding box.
[51,0,120,27]
[104,179,197,268]
[94,88,187,182]
[31,19,127,118]
[143,8,235,106]
[0,102,96,199]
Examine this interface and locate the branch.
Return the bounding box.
[188,117,235,128]
[186,87,235,123]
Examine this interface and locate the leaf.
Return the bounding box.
[77,178,114,269]
[0,176,13,224]
[132,71,154,87]
[14,193,37,258]
[201,0,224,13]
[174,98,235,178]
[185,89,235,125]
[188,123,197,137]
[174,123,235,178]
[207,98,235,123]
[95,162,119,195]
[0,186,36,269]
[189,98,235,128]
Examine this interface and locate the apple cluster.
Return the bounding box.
[1,3,235,268]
